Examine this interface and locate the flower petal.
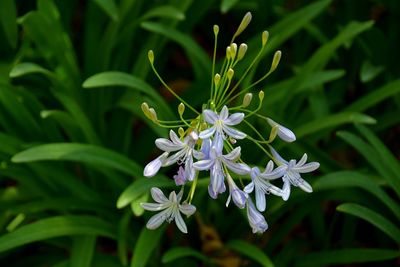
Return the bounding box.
[298,179,313,193]
[155,138,182,152]
[244,181,254,194]
[169,130,182,144]
[281,180,291,201]
[163,149,186,166]
[150,187,168,203]
[225,112,244,125]
[199,126,216,139]
[146,209,169,230]
[293,162,320,173]
[224,147,241,161]
[174,210,188,233]
[260,165,286,180]
[222,124,246,139]
[255,187,266,212]
[225,161,251,175]
[179,203,196,216]
[141,202,167,211]
[193,159,214,171]
[203,109,218,124]
[270,147,288,165]
[219,106,229,120]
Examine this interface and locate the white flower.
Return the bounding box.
[193,136,250,198]
[244,161,285,212]
[141,187,196,233]
[266,118,296,142]
[271,147,320,201]
[199,105,246,140]
[246,198,268,234]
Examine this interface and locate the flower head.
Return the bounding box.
[244,161,285,212]
[141,187,196,233]
[271,148,320,200]
[199,106,246,140]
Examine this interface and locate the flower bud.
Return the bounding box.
[214,73,221,86]
[178,127,185,138]
[234,12,252,38]
[213,25,219,35]
[226,46,231,60]
[270,50,281,72]
[242,93,253,107]
[262,31,269,46]
[237,43,248,61]
[230,43,237,59]
[148,108,158,122]
[148,50,154,64]
[227,68,234,80]
[258,90,264,102]
[178,103,185,115]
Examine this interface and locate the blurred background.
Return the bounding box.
[0,0,399,266]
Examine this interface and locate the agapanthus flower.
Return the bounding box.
[144,130,201,181]
[271,147,320,200]
[244,161,285,212]
[246,198,268,234]
[143,152,169,177]
[199,105,246,140]
[193,136,250,198]
[266,118,296,142]
[141,187,196,233]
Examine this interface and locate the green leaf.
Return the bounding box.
[117,176,174,209]
[337,203,400,244]
[220,0,240,13]
[82,71,173,119]
[314,171,400,220]
[226,240,275,267]
[131,227,165,267]
[70,235,97,267]
[0,215,116,252]
[92,0,119,21]
[141,6,185,21]
[295,112,376,138]
[296,248,400,266]
[140,21,211,78]
[0,0,17,48]
[346,79,400,112]
[162,247,210,264]
[11,143,142,177]
[337,131,400,196]
[360,60,384,83]
[9,62,54,79]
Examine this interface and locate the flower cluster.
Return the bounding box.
[140,12,319,234]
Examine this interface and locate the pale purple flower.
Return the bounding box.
[244,161,285,212]
[141,187,196,233]
[271,147,320,201]
[226,172,248,209]
[267,118,296,142]
[246,198,268,234]
[143,152,169,177]
[199,105,246,140]
[193,137,250,198]
[151,130,201,181]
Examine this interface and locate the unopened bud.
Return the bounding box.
[230,43,237,59]
[227,68,234,80]
[226,46,231,60]
[148,50,154,64]
[258,90,264,102]
[148,108,158,121]
[242,93,253,107]
[262,31,269,46]
[270,50,281,72]
[229,137,237,144]
[237,43,247,60]
[214,73,221,86]
[178,127,185,138]
[234,12,252,38]
[213,25,219,35]
[141,102,151,119]
[178,103,185,115]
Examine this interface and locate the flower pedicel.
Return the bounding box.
[140,12,319,233]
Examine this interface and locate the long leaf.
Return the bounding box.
[70,235,97,267]
[12,143,142,177]
[226,240,275,267]
[0,0,17,48]
[162,247,210,264]
[296,248,400,266]
[0,215,116,252]
[131,227,166,267]
[337,203,400,244]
